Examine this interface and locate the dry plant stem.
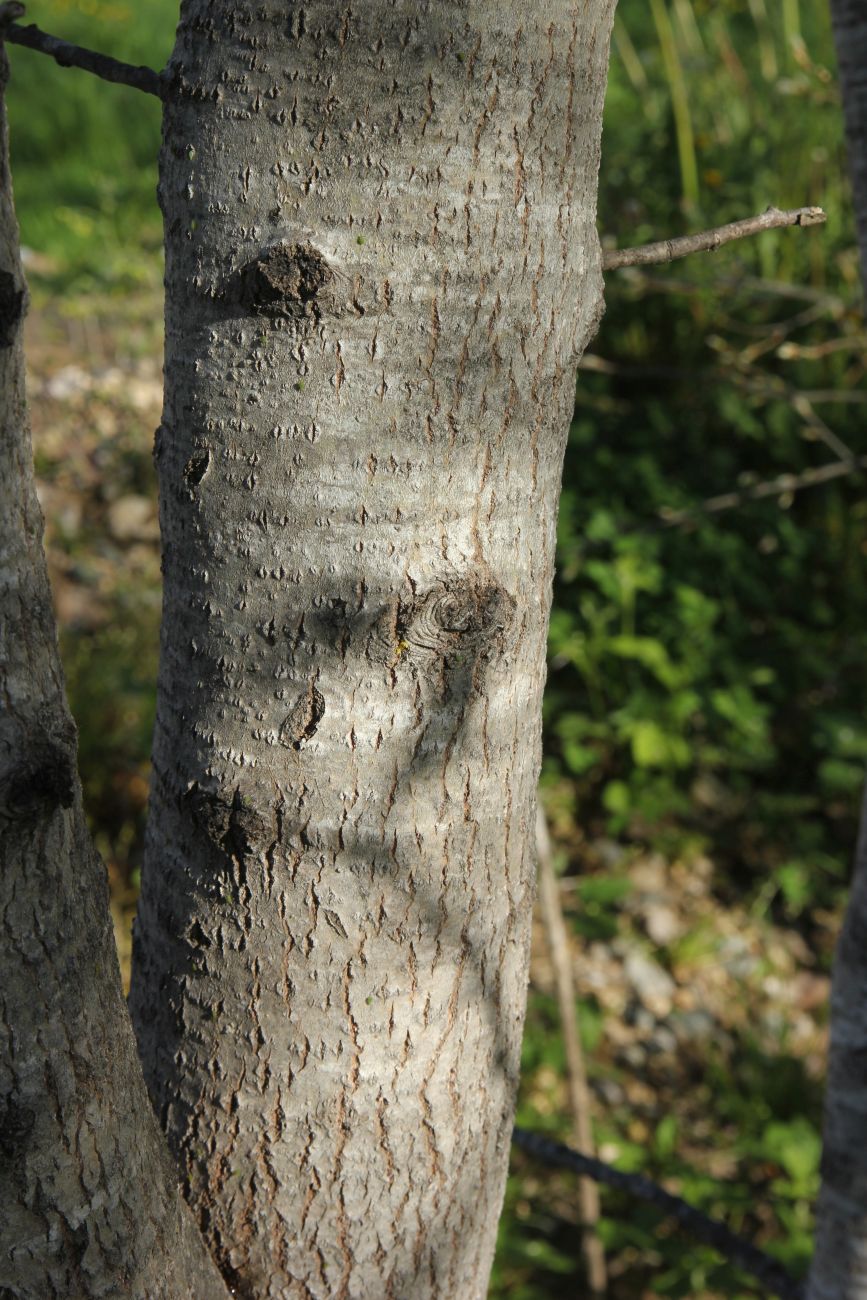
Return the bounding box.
[602,205,826,272]
[3,12,161,97]
[657,456,867,529]
[535,807,606,1296]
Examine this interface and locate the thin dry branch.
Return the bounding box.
[658,455,867,528]
[535,807,607,1296]
[603,205,826,272]
[0,4,161,98]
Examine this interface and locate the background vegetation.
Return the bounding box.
[12,1,865,1295]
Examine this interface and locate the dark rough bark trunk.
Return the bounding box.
[128,3,615,1297]
[0,39,229,1300]
[830,1,867,290]
[810,809,867,1300]
[809,6,867,1297]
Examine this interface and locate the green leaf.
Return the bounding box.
[563,740,600,775]
[654,1114,679,1160]
[602,780,631,815]
[631,720,691,768]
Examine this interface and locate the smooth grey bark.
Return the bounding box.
[0,40,229,1300]
[129,3,615,1297]
[809,6,867,1298]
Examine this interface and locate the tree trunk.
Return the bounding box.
[128,3,615,1297]
[830,1,867,286]
[810,801,867,1300]
[0,40,229,1300]
[809,6,867,1297]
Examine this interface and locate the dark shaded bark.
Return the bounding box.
[810,800,867,1300]
[0,38,229,1300]
[830,0,867,293]
[129,3,615,1297]
[809,6,867,1298]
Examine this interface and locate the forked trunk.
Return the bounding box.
[129,3,615,1297]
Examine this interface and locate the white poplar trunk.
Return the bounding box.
[0,44,229,1300]
[129,3,615,1297]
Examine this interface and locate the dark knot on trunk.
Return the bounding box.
[0,268,25,347]
[240,241,333,320]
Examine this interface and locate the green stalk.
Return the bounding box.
[613,13,647,92]
[649,0,699,210]
[672,0,704,59]
[782,0,801,67]
[747,0,778,83]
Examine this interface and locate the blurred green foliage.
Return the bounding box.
[8,0,861,1295]
[60,598,159,872]
[500,0,855,1293]
[7,0,175,292]
[544,0,863,919]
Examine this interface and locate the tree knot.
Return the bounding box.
[241,241,333,319]
[0,268,25,348]
[0,730,76,823]
[399,576,515,656]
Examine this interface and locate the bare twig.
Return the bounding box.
[658,456,867,528]
[535,807,607,1296]
[603,205,826,272]
[615,269,847,312]
[580,353,861,463]
[512,1128,804,1300]
[703,332,858,463]
[0,6,161,98]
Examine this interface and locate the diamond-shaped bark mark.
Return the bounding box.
[279,681,326,750]
[184,447,211,487]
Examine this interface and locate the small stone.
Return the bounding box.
[593,1078,626,1107]
[624,949,676,1015]
[793,972,830,1011]
[107,494,159,542]
[760,1008,787,1040]
[648,1025,678,1056]
[644,902,683,947]
[629,853,668,893]
[619,1043,647,1070]
[720,934,758,979]
[125,377,163,411]
[669,1009,716,1044]
[45,364,91,400]
[624,999,655,1033]
[594,838,626,869]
